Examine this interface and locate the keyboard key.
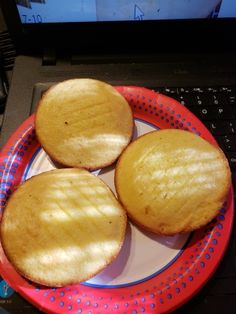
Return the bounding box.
[228,121,236,133]
[182,94,207,106]
[178,87,192,93]
[218,135,236,151]
[201,94,224,106]
[216,106,234,119]
[208,120,236,135]
[189,106,218,120]
[226,152,236,169]
[176,94,195,106]
[220,86,234,93]
[227,93,236,106]
[149,87,178,95]
[163,87,178,94]
[201,107,217,119]
[191,106,233,120]
[204,87,220,93]
[189,87,204,93]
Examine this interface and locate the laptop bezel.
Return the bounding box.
[1,0,236,54]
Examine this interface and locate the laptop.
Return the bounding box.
[0,1,236,313]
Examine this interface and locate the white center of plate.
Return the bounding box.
[24,119,190,288]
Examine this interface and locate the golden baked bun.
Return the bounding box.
[1,168,127,287]
[115,129,231,236]
[35,79,133,170]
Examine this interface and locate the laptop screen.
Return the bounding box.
[16,0,236,24]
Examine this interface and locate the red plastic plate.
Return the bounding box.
[0,86,234,314]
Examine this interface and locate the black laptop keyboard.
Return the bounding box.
[150,86,236,193]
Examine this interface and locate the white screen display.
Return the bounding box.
[16,0,235,24]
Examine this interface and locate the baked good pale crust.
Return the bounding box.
[115,129,231,235]
[1,168,127,287]
[35,78,133,170]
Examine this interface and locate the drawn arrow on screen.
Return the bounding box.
[134,4,144,20]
